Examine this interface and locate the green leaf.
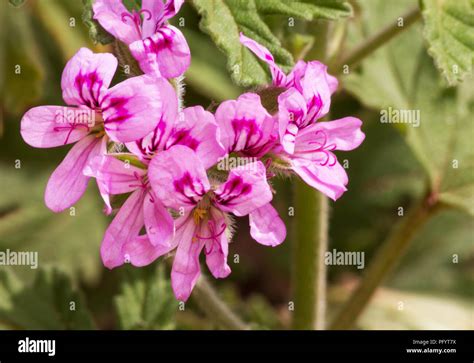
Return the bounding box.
[183,29,242,101]
[341,0,474,216]
[0,167,106,283]
[114,265,178,329]
[192,0,294,86]
[405,57,474,215]
[82,0,114,45]
[343,0,424,112]
[256,0,352,21]
[0,268,95,329]
[421,0,474,85]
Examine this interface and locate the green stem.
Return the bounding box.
[330,196,441,330]
[292,180,329,330]
[192,276,249,330]
[330,6,421,74]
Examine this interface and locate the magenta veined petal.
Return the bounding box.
[239,33,287,86]
[61,48,118,108]
[92,0,141,44]
[249,203,286,247]
[277,88,308,154]
[100,189,146,269]
[171,214,204,301]
[20,106,91,148]
[292,158,348,201]
[296,117,365,152]
[215,93,277,157]
[129,25,191,78]
[143,190,174,247]
[101,76,172,143]
[166,106,226,168]
[84,154,146,196]
[214,161,273,217]
[148,145,210,211]
[122,234,177,267]
[203,212,231,279]
[44,134,103,212]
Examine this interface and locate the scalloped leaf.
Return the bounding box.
[256,0,352,21]
[0,268,95,329]
[421,0,474,85]
[192,0,294,86]
[114,265,178,330]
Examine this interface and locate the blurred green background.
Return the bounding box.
[0,0,472,330]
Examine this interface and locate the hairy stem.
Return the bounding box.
[330,196,441,330]
[192,276,249,330]
[330,6,421,74]
[292,180,329,330]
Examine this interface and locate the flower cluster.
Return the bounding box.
[20,0,364,301]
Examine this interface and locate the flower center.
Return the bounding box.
[121,9,152,38]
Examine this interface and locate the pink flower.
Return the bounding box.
[240,34,365,201]
[215,92,286,245]
[240,33,338,153]
[85,96,226,269]
[148,145,278,301]
[93,0,190,78]
[20,47,173,212]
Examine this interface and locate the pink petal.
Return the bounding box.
[204,212,231,279]
[92,0,140,44]
[300,61,334,121]
[296,117,365,152]
[141,0,166,38]
[166,106,226,168]
[84,154,146,206]
[214,161,273,216]
[239,33,286,86]
[277,88,308,154]
[61,48,118,108]
[122,234,176,267]
[171,215,204,301]
[148,145,209,210]
[249,203,286,247]
[141,0,184,37]
[126,78,179,159]
[129,25,190,78]
[292,158,348,201]
[162,0,185,20]
[44,135,102,212]
[143,190,174,247]
[215,93,277,157]
[101,75,173,143]
[20,106,91,148]
[91,138,114,215]
[100,189,146,269]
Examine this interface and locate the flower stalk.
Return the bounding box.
[330,6,421,74]
[292,181,329,329]
[192,276,249,330]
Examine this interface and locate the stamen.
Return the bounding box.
[127,171,148,189]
